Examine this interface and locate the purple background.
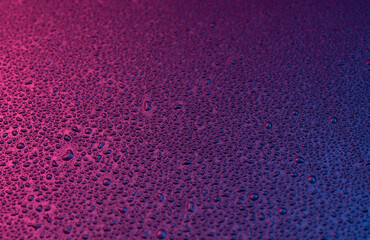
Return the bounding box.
[0,0,369,239]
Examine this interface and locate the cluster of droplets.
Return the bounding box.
[0,0,368,239]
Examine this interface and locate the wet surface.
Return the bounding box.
[0,0,369,239]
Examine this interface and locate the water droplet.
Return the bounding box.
[63,226,72,234]
[330,117,338,124]
[144,101,152,111]
[295,157,305,163]
[103,178,111,186]
[249,193,259,201]
[187,202,195,212]
[62,150,74,161]
[308,175,316,184]
[16,143,25,149]
[64,134,71,142]
[156,229,167,239]
[85,128,92,134]
[279,208,287,215]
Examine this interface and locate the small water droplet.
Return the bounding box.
[103,178,111,186]
[144,101,152,111]
[16,143,25,149]
[279,208,287,215]
[64,134,71,142]
[265,122,272,129]
[62,150,74,161]
[330,117,338,124]
[249,193,259,201]
[295,157,305,163]
[156,229,167,239]
[308,175,316,184]
[187,202,195,212]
